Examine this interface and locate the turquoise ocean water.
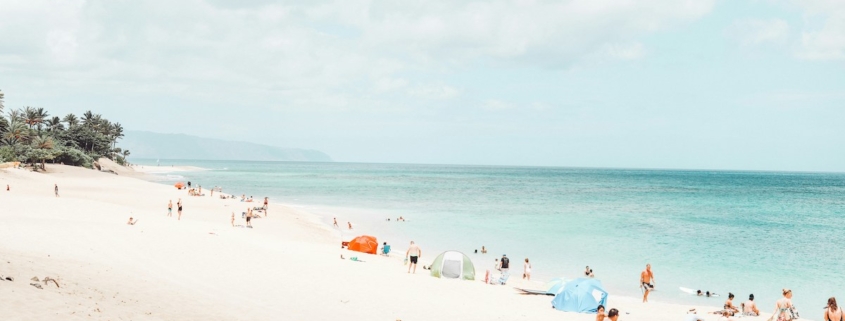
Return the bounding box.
[135,159,845,312]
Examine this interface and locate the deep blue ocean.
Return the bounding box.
[134,159,845,312]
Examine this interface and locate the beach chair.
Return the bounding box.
[498,271,510,285]
[382,245,391,256]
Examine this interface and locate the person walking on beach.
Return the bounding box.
[231,212,235,227]
[824,297,842,321]
[523,258,531,280]
[177,198,183,220]
[406,241,421,274]
[640,263,655,302]
[347,221,352,230]
[333,218,338,227]
[167,200,173,217]
[54,184,59,197]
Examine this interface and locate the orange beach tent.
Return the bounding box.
[174,182,185,189]
[348,235,378,255]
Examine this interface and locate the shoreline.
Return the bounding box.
[0,164,796,320]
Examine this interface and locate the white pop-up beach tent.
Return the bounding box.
[429,251,475,280]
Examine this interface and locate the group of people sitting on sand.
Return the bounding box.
[187,188,204,196]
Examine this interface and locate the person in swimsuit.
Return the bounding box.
[333,218,338,227]
[596,305,606,321]
[230,212,235,227]
[54,184,59,197]
[825,297,842,321]
[774,288,795,321]
[481,246,487,254]
[167,200,173,217]
[744,294,760,316]
[126,217,137,225]
[586,266,594,277]
[246,210,252,227]
[347,221,352,230]
[523,258,531,280]
[640,263,655,302]
[724,293,739,315]
[177,199,183,220]
[406,241,421,274]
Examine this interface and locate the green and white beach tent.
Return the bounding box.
[430,251,475,280]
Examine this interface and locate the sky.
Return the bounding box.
[1,0,844,171]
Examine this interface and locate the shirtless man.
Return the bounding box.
[347,221,352,230]
[406,241,421,274]
[167,200,173,217]
[640,263,655,302]
[743,294,760,316]
[333,217,338,227]
[230,212,235,227]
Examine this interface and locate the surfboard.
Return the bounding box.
[515,288,554,296]
[680,287,696,294]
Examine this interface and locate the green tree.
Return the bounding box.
[63,113,79,128]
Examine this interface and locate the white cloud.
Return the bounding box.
[792,0,845,60]
[0,0,717,114]
[730,18,790,46]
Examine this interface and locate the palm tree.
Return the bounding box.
[122,149,130,159]
[32,135,55,170]
[45,116,65,132]
[34,107,49,132]
[63,113,79,128]
[24,106,38,129]
[110,122,124,149]
[81,110,95,128]
[2,121,29,154]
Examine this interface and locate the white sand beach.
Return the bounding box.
[0,164,795,321]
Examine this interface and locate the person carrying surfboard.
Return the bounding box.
[640,263,655,303]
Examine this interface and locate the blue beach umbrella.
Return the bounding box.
[551,278,608,313]
[545,277,570,295]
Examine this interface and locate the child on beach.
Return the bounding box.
[523,258,531,280]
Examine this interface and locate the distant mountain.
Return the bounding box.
[121,131,332,162]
